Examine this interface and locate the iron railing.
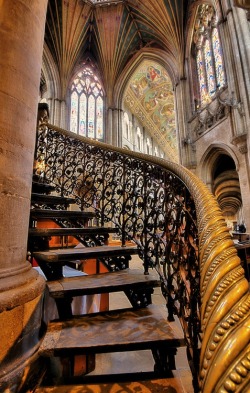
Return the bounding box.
[34,121,250,393]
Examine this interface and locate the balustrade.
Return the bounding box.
[34,121,250,393]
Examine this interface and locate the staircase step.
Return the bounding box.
[29,226,118,237]
[31,193,76,206]
[39,305,185,357]
[35,376,188,392]
[32,181,56,194]
[30,209,95,220]
[33,245,138,264]
[47,268,160,298]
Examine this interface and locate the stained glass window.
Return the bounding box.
[96,96,104,139]
[194,5,226,107]
[212,27,226,89]
[70,91,78,133]
[70,66,104,140]
[196,50,207,103]
[79,94,86,136]
[204,39,216,95]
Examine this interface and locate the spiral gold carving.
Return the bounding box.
[36,123,250,392]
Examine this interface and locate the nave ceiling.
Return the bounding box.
[43,0,189,158]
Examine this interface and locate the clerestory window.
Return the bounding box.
[70,66,104,140]
[193,4,226,107]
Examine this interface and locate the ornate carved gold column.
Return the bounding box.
[0,0,47,391]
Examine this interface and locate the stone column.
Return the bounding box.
[112,108,119,147]
[106,107,113,144]
[60,100,67,129]
[175,78,196,168]
[53,98,61,127]
[0,1,47,391]
[222,3,250,230]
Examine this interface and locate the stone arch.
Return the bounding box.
[41,43,63,126]
[114,50,178,161]
[115,49,178,108]
[67,62,105,139]
[199,143,240,183]
[42,42,61,100]
[199,144,242,220]
[123,144,131,151]
[184,1,226,113]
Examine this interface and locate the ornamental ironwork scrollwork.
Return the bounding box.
[34,122,250,393]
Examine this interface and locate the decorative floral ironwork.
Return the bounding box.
[34,122,250,392]
[35,122,201,386]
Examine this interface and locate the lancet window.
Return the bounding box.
[70,66,104,140]
[193,4,226,107]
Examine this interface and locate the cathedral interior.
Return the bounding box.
[0,0,249,392]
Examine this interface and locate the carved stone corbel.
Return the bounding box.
[231,132,248,154]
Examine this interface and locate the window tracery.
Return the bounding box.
[70,66,104,140]
[193,4,226,107]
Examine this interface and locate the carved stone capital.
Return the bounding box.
[231,133,248,154]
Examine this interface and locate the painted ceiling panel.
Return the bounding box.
[124,60,178,161]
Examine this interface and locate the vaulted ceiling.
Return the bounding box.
[44,0,189,159]
[44,0,189,100]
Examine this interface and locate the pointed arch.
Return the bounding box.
[199,144,242,219]
[114,49,179,107]
[114,50,179,161]
[199,143,240,185]
[69,64,105,140]
[42,42,61,99]
[191,4,226,107]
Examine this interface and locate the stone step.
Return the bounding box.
[31,193,76,206]
[33,245,138,264]
[39,304,185,358]
[46,268,160,298]
[30,209,95,220]
[29,226,118,237]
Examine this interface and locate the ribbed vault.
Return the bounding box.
[43,0,188,157]
[44,0,188,99]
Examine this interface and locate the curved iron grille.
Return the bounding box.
[34,121,250,393]
[34,122,202,389]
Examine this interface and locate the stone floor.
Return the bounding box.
[88,255,194,393]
